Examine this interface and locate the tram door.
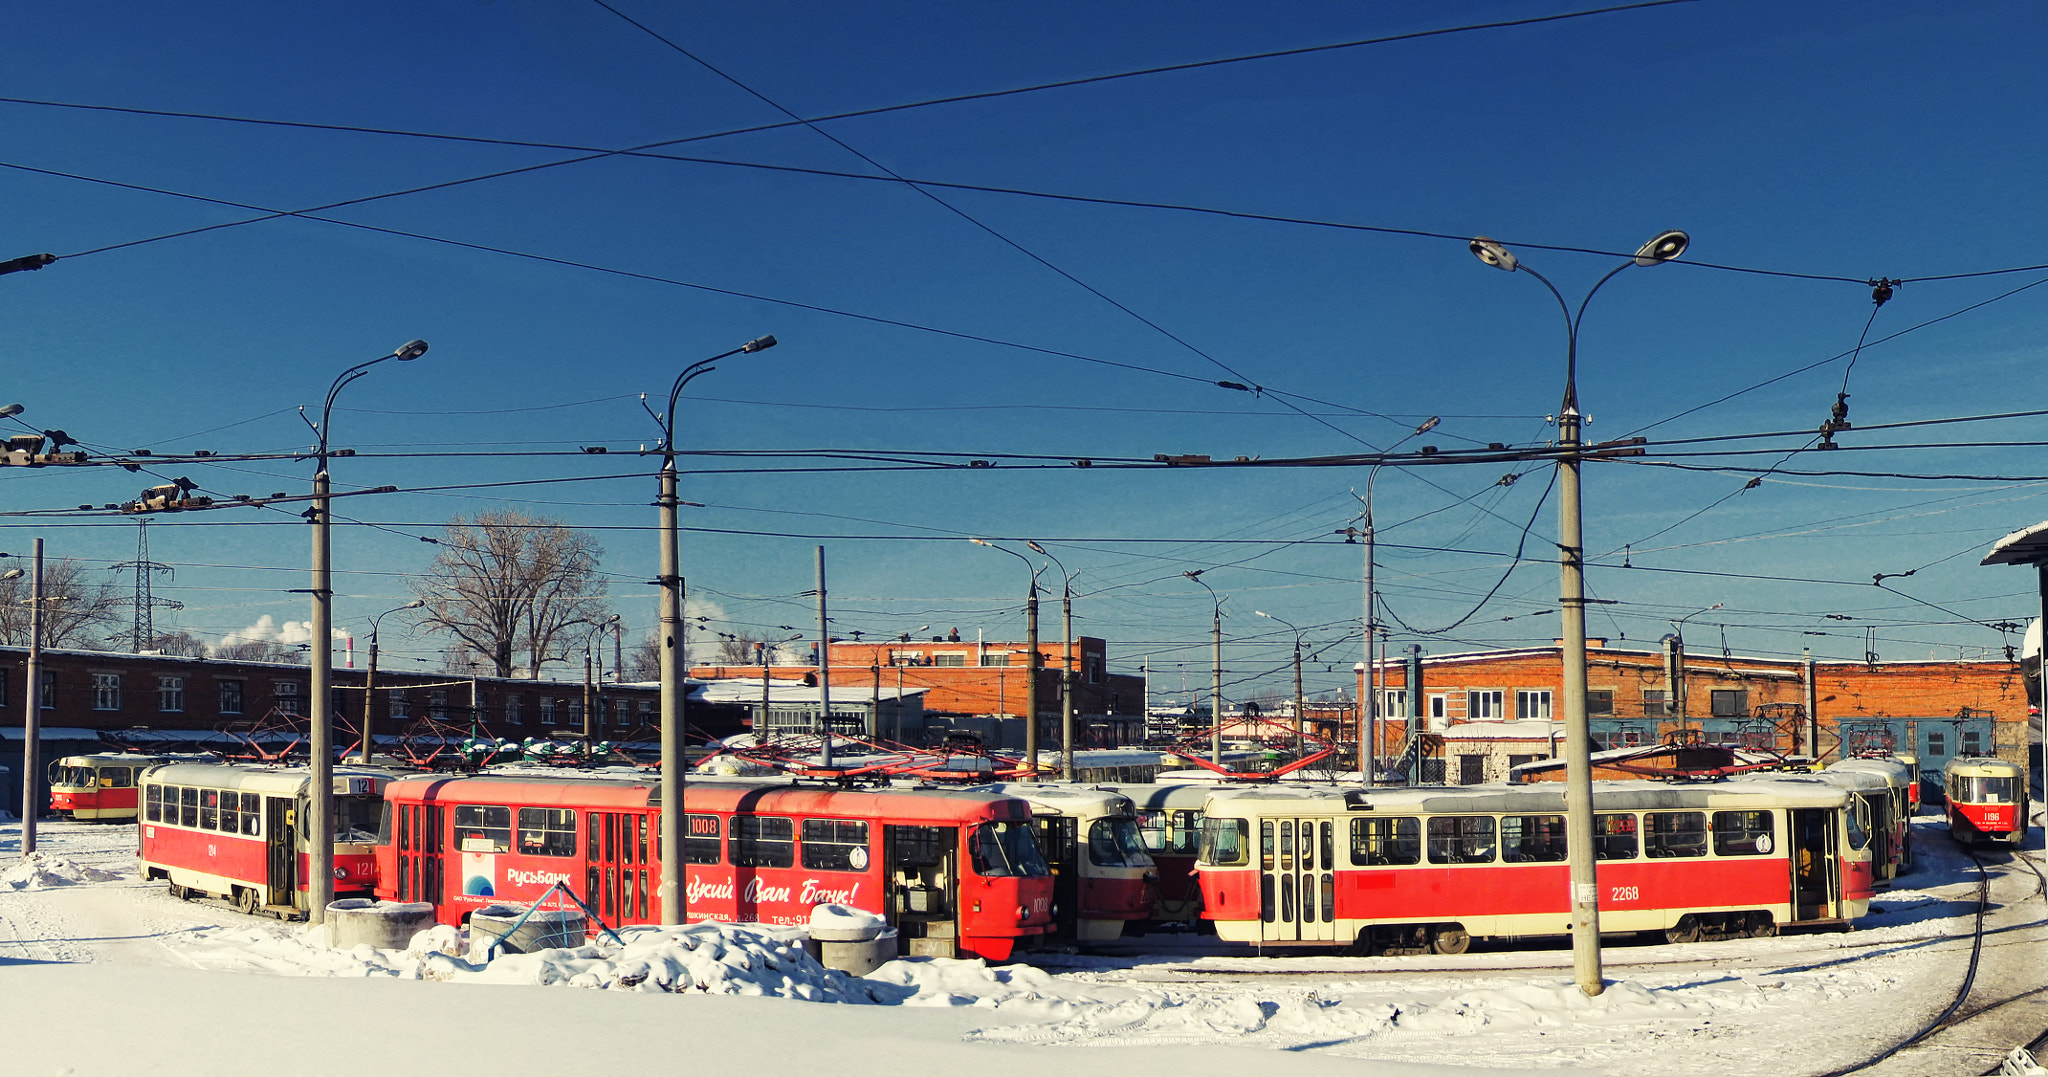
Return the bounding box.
[883,825,959,956]
[266,797,298,908]
[1790,808,1837,921]
[586,811,651,925]
[1259,817,1337,943]
[393,803,445,905]
[1032,816,1080,940]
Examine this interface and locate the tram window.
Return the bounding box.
[242,793,262,837]
[517,808,577,857]
[1845,800,1870,852]
[1087,817,1154,869]
[684,815,721,864]
[337,797,387,844]
[178,787,197,828]
[1319,821,1334,873]
[1427,816,1496,864]
[106,767,131,788]
[1957,776,2017,804]
[199,789,219,831]
[454,805,513,853]
[1711,811,1775,856]
[217,791,237,834]
[1643,812,1707,858]
[1500,815,1567,863]
[1592,813,1638,860]
[801,819,871,871]
[145,784,162,822]
[1198,817,1251,866]
[1349,817,1421,866]
[1262,821,1277,871]
[970,821,1050,877]
[730,816,795,868]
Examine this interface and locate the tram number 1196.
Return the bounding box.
[1609,886,1641,903]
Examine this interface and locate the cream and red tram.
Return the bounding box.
[975,783,1156,942]
[377,774,1056,961]
[1101,782,1214,924]
[1817,759,1914,880]
[1942,756,2029,845]
[1195,778,1874,954]
[48,754,168,821]
[138,763,393,916]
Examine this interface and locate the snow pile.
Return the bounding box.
[440,922,888,1001]
[3,852,120,890]
[809,902,886,939]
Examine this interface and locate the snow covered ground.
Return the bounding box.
[1,815,2040,1077]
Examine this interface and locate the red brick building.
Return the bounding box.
[1357,642,2028,785]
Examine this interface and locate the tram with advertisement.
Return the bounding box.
[974,783,1156,942]
[1195,777,1874,954]
[48,754,169,821]
[376,774,1056,961]
[137,763,394,917]
[1942,756,2029,845]
[1818,758,1914,880]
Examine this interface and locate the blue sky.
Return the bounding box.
[3,1,2047,706]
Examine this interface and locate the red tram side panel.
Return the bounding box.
[138,763,392,917]
[376,775,1056,961]
[1196,778,1873,954]
[49,754,167,821]
[1943,756,2028,845]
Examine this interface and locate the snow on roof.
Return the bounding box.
[1438,719,1561,740]
[692,679,926,704]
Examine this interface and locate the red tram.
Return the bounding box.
[1196,778,1874,953]
[376,774,1056,961]
[49,754,168,821]
[1942,756,2029,845]
[138,763,394,917]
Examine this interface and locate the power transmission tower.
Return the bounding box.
[111,518,181,651]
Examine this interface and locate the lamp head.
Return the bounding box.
[0,403,21,419]
[1026,540,1047,555]
[741,335,777,353]
[1469,237,1517,272]
[0,569,21,581]
[1633,230,1689,267]
[1416,415,1441,435]
[404,599,426,610]
[1255,610,1270,619]
[969,538,991,548]
[393,340,429,361]
[1183,569,1204,580]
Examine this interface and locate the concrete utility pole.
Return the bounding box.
[1803,648,1820,761]
[358,600,423,764]
[815,545,833,769]
[970,540,1042,769]
[1028,542,1075,779]
[653,334,776,927]
[17,540,41,857]
[1184,571,1223,764]
[1470,229,1688,998]
[307,338,426,925]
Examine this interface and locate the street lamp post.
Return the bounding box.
[357,599,424,765]
[1360,415,1440,783]
[1469,229,1688,997]
[970,540,1043,772]
[1027,541,1077,780]
[8,547,33,857]
[1184,570,1223,765]
[651,334,776,926]
[306,339,427,925]
[584,615,620,747]
[1255,611,1306,757]
[1663,604,1721,737]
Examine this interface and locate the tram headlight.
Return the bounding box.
[1017,905,1028,921]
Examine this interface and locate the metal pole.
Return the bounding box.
[359,630,379,765]
[1024,584,1040,772]
[757,642,770,740]
[1803,647,1819,763]
[1363,520,1375,781]
[1292,634,1304,760]
[307,468,335,924]
[1061,583,1074,779]
[815,546,833,769]
[871,663,882,739]
[658,459,683,925]
[583,648,594,741]
[2036,565,2047,868]
[1211,607,1223,766]
[20,538,41,858]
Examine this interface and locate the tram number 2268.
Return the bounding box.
[1609,886,1641,903]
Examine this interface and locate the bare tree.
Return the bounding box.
[150,630,209,657]
[0,559,123,649]
[627,634,660,682]
[215,639,306,664]
[715,631,766,664]
[412,511,612,679]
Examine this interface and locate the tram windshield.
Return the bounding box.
[1198,817,1250,866]
[968,821,1051,877]
[53,766,94,788]
[1953,775,2017,804]
[1087,817,1157,869]
[334,795,387,844]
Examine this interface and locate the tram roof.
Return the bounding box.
[385,773,1034,822]
[1201,777,1851,814]
[1942,755,2026,777]
[1092,782,1217,810]
[1823,758,1913,786]
[141,762,398,794]
[968,782,1137,815]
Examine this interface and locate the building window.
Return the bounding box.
[40,671,55,710]
[980,654,1010,666]
[1587,689,1614,716]
[1458,755,1486,785]
[638,700,654,726]
[1962,729,1981,755]
[389,690,409,719]
[506,695,522,725]
[1927,730,1945,757]
[1642,690,1671,717]
[92,673,121,711]
[889,650,922,666]
[540,697,557,725]
[1507,754,1540,771]
[569,700,584,728]
[0,667,8,706]
[931,653,965,668]
[218,680,243,715]
[430,689,449,720]
[1466,690,1503,720]
[159,676,185,713]
[1515,689,1552,720]
[1379,689,1407,716]
[274,681,301,716]
[1709,689,1747,718]
[1428,694,1447,719]
[1086,656,1104,685]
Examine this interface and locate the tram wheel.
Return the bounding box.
[1430,926,1471,955]
[234,888,259,915]
[1664,917,1700,945]
[1746,914,1777,938]
[167,882,191,902]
